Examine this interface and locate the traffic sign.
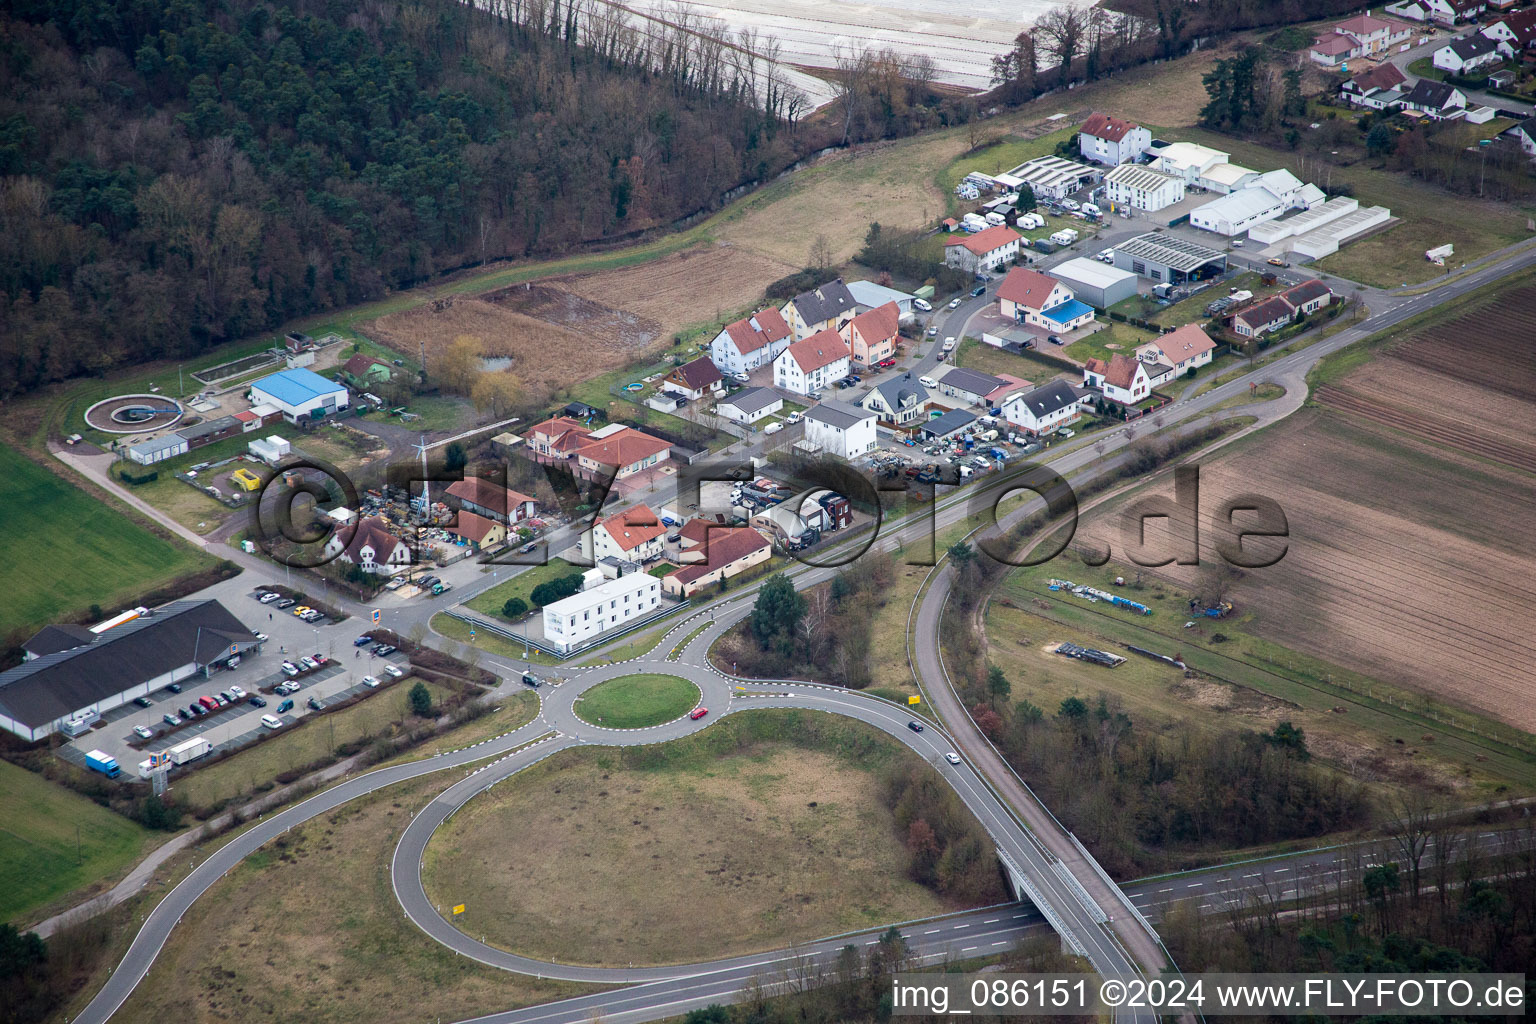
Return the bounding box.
[908,695,922,705]
[452,904,466,915]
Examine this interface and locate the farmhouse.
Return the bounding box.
[1000,380,1087,435]
[838,301,901,367]
[802,401,878,459]
[0,601,261,742]
[586,504,668,563]
[661,527,772,597]
[1399,78,1468,119]
[542,571,662,654]
[781,280,858,340]
[573,425,674,480]
[1048,258,1139,309]
[1233,295,1298,338]
[709,307,793,374]
[248,367,349,423]
[1102,162,1186,211]
[1434,32,1504,72]
[1083,354,1153,404]
[943,224,1022,275]
[860,373,931,427]
[774,329,851,396]
[526,416,593,459]
[714,386,783,424]
[447,511,506,552]
[997,266,1096,331]
[445,476,537,525]
[1340,63,1409,109]
[661,356,724,401]
[322,515,414,576]
[1144,323,1219,375]
[1077,112,1152,166]
[1112,233,1227,283]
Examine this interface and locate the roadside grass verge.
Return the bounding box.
[465,559,581,619]
[572,674,700,728]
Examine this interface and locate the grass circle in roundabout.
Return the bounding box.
[572,673,700,729]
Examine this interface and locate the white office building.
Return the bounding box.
[541,572,662,654]
[802,401,878,460]
[1102,163,1186,212]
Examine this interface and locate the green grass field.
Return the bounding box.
[1062,321,1160,365]
[573,673,700,729]
[465,559,582,618]
[0,760,156,924]
[0,446,214,643]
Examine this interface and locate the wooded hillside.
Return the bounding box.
[0,0,803,395]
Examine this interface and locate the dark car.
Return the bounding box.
[307,696,323,711]
[189,703,206,717]
[166,682,183,694]
[908,720,924,733]
[134,696,154,708]
[353,635,373,647]
[276,699,294,713]
[970,284,986,297]
[248,696,268,708]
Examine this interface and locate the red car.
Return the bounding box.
[689,707,709,720]
[198,695,218,711]
[312,653,328,665]
[876,358,897,369]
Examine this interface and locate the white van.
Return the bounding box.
[763,422,784,435]
[1081,203,1101,217]
[919,376,939,389]
[260,714,283,730]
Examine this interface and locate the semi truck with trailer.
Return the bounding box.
[168,736,212,765]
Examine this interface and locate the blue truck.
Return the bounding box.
[85,749,122,779]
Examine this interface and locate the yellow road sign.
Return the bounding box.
[908,695,922,705]
[452,904,466,915]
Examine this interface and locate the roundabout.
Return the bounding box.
[571,672,700,729]
[83,393,185,433]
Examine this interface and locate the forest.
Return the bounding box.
[0,0,808,396]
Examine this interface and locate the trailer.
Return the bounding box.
[1054,642,1125,668]
[168,736,212,765]
[85,749,121,779]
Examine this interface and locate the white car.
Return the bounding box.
[260,714,283,730]
[384,664,405,679]
[926,326,938,337]
[948,297,962,309]
[763,422,783,435]
[253,632,268,643]
[281,662,300,678]
[258,592,280,604]
[944,752,961,765]
[362,675,381,688]
[912,298,932,312]
[134,725,153,740]
[731,372,750,384]
[919,375,939,389]
[1097,249,1115,262]
[228,685,246,700]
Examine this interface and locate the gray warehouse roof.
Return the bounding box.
[0,601,258,730]
[1114,232,1226,273]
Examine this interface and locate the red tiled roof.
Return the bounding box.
[997,266,1064,310]
[722,308,792,355]
[598,504,667,552]
[1101,354,1145,391]
[1235,296,1296,327]
[573,427,673,469]
[1350,63,1407,93]
[1156,323,1218,362]
[843,301,901,345]
[449,510,501,544]
[342,354,389,379]
[1312,34,1358,55]
[1282,279,1334,306]
[445,477,535,516]
[1084,357,1110,376]
[1080,111,1142,143]
[233,410,257,422]
[665,528,770,586]
[668,355,723,391]
[1336,12,1402,35]
[944,224,1021,256]
[781,329,849,374]
[341,516,408,565]
[528,416,592,453]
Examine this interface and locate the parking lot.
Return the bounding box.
[64,587,411,775]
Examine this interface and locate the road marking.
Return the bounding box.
[924,929,940,934]
[962,946,978,952]
[1158,888,1172,893]
[1186,882,1202,888]
[984,918,1000,924]
[953,924,969,929]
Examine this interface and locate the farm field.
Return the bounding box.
[0,760,158,926]
[422,711,999,966]
[0,445,216,647]
[1066,400,1536,736]
[116,768,594,1024]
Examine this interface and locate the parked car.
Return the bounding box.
[300,657,317,671]
[384,664,405,679]
[948,297,962,309]
[689,707,709,720]
[274,598,295,609]
[1267,257,1288,267]
[133,696,153,708]
[187,703,205,717]
[785,412,802,425]
[260,714,283,730]
[876,358,897,369]
[281,662,300,677]
[164,713,180,726]
[253,632,268,643]
[166,682,183,694]
[374,644,397,657]
[258,592,280,604]
[300,610,322,622]
[362,675,381,688]
[248,696,267,708]
[134,725,153,739]
[228,686,246,700]
[926,326,938,337]
[276,699,293,713]
[308,697,323,711]
[212,694,229,707]
[218,691,234,704]
[919,375,939,389]
[970,284,986,297]
[763,422,783,435]
[353,635,373,647]
[912,298,932,312]
[311,654,327,666]
[731,372,750,384]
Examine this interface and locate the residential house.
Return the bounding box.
[1280,279,1335,315]
[781,280,858,341]
[1000,380,1083,436]
[1400,78,1469,119]
[448,511,507,552]
[323,516,413,576]
[1145,323,1219,376]
[935,367,1008,407]
[1340,63,1409,109]
[708,308,793,374]
[997,266,1097,333]
[573,426,674,480]
[1388,0,1484,23]
[802,401,878,460]
[661,356,724,401]
[586,504,668,563]
[1310,12,1416,65]
[1480,10,1536,55]
[1309,32,1362,66]
[1077,112,1153,165]
[1507,117,1536,157]
[838,301,901,367]
[1233,296,1298,338]
[1102,163,1186,212]
[661,527,772,597]
[527,416,593,459]
[859,374,930,428]
[445,477,538,526]
[340,354,393,388]
[714,386,784,425]
[1434,32,1504,72]
[773,329,851,396]
[1083,354,1153,405]
[943,225,1023,275]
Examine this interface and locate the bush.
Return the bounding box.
[501,596,529,620]
[529,573,584,607]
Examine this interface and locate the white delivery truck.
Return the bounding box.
[169,736,212,765]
